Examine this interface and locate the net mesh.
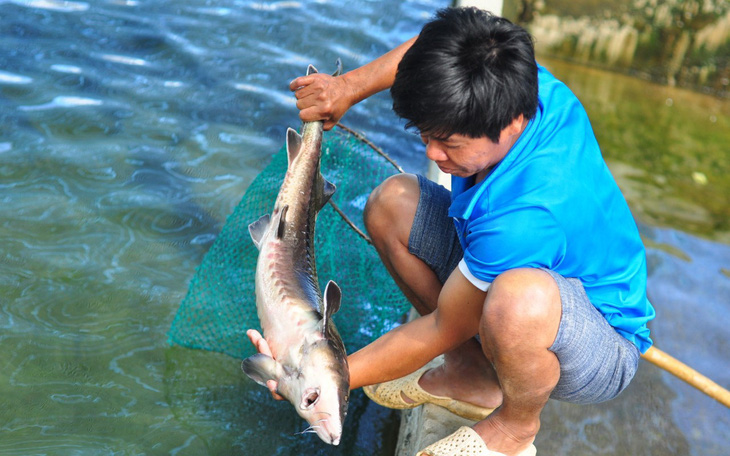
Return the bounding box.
[168,126,411,359]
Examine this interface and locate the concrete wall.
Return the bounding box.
[454,0,504,14]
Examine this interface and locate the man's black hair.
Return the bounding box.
[390,7,538,143]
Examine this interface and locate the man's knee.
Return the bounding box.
[364,173,420,245]
[480,268,562,349]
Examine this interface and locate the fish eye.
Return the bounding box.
[301,389,320,409]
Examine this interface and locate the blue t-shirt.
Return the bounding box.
[450,64,655,353]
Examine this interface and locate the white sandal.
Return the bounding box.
[416,426,537,456]
[362,366,495,421]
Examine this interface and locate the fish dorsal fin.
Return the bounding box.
[306,60,342,77]
[275,205,288,240]
[321,280,342,336]
[286,128,302,166]
[248,214,271,250]
[323,177,336,202]
[332,58,343,77]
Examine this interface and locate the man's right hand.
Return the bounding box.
[288,37,417,131]
[289,72,354,131]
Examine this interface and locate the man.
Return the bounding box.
[249,7,655,455]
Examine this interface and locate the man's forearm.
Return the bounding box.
[347,312,441,390]
[347,306,478,390]
[347,269,486,390]
[341,36,417,106]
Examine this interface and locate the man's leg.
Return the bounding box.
[363,174,440,316]
[473,268,562,455]
[363,173,501,410]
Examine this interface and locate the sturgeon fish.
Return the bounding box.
[242,61,349,446]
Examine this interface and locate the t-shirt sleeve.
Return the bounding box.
[460,206,568,286]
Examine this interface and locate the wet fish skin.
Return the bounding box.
[242,61,349,446]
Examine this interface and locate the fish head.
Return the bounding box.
[286,338,350,445]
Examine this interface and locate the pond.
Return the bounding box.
[0,1,728,455]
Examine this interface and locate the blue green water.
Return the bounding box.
[0,1,728,455]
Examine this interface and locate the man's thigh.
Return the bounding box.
[365,173,421,248]
[407,174,463,285]
[544,269,641,404]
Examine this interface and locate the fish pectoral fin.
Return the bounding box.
[321,280,342,336]
[249,206,288,248]
[324,280,342,315]
[241,353,282,387]
[286,128,303,166]
[248,214,271,250]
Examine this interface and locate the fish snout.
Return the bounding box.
[330,432,341,446]
[317,422,342,446]
[312,415,342,446]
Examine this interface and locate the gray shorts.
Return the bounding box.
[407,174,640,404]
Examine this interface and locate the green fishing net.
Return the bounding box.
[168,126,411,359]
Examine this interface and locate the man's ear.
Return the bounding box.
[507,114,525,136]
[502,114,526,139]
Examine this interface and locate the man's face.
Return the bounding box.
[420,133,512,179]
[420,116,527,181]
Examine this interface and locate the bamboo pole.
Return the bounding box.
[642,346,730,408]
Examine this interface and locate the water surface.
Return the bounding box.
[1,1,728,455]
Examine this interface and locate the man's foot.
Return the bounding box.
[413,351,502,412]
[363,362,495,421]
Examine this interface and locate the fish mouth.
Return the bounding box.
[318,426,341,446]
[312,417,342,446]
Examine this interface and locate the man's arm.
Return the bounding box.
[348,267,487,390]
[246,262,488,397]
[289,37,417,130]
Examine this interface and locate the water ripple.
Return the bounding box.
[18,95,104,111]
[4,1,726,454]
[96,53,151,67]
[0,70,33,85]
[232,82,295,107]
[0,2,419,454]
[2,0,89,12]
[248,1,301,11]
[50,64,83,74]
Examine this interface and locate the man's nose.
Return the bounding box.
[425,141,447,162]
